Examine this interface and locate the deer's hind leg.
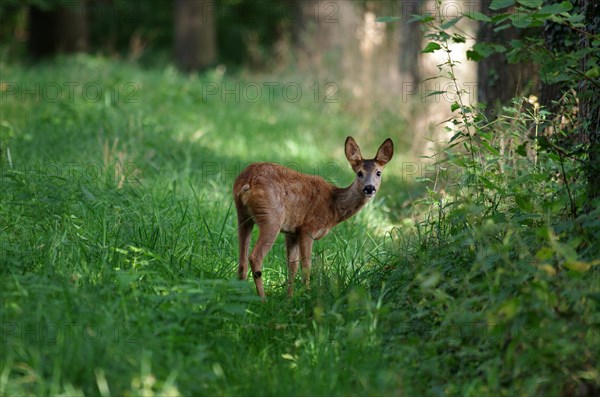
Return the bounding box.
[249,217,282,299]
[236,215,254,281]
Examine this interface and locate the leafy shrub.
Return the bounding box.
[374,1,600,395]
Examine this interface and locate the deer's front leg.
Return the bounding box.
[299,233,314,290]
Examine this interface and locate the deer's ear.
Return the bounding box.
[375,138,394,166]
[345,136,363,169]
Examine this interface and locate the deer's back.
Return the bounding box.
[233,162,336,235]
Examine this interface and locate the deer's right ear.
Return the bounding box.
[345,136,363,169]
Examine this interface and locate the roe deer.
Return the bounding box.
[233,136,393,298]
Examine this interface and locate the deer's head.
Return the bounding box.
[345,136,394,199]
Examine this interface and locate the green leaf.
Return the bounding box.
[449,131,463,143]
[479,175,499,190]
[539,1,573,14]
[375,16,401,23]
[510,39,523,48]
[515,194,534,212]
[563,260,591,272]
[421,42,442,53]
[585,66,600,79]
[451,34,466,44]
[510,13,540,28]
[441,16,462,30]
[566,12,585,24]
[465,11,492,22]
[536,246,554,261]
[490,0,515,10]
[481,141,500,156]
[409,14,434,23]
[497,298,521,321]
[426,90,447,97]
[491,13,512,23]
[494,22,513,32]
[466,43,498,61]
[517,0,543,8]
[478,130,492,141]
[467,49,483,61]
[493,44,507,53]
[450,102,460,112]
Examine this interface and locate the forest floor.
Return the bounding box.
[1,56,598,396]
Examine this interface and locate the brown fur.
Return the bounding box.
[233,136,393,298]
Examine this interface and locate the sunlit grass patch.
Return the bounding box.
[1,55,409,396]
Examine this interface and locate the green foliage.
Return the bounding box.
[372,1,600,395]
[2,0,599,393]
[465,0,597,92]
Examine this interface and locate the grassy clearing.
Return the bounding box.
[1,56,405,396]
[2,56,599,396]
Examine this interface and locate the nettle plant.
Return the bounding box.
[403,0,595,234]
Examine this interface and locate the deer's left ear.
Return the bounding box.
[375,138,394,166]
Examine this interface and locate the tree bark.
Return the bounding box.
[477,0,537,119]
[397,0,421,86]
[28,1,88,59]
[540,0,580,110]
[174,0,217,73]
[580,0,600,202]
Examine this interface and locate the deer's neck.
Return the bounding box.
[333,184,368,224]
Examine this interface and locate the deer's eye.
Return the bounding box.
[376,171,381,177]
[357,171,364,178]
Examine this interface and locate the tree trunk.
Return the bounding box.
[28,1,88,59]
[580,0,600,202]
[540,0,580,110]
[477,0,537,119]
[174,0,217,73]
[397,0,421,85]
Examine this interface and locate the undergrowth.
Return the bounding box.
[2,4,600,393]
[371,2,600,395]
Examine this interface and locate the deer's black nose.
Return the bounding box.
[363,185,376,195]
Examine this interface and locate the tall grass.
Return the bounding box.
[1,55,404,396]
[2,54,599,397]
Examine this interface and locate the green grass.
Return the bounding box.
[2,55,599,397]
[1,55,406,396]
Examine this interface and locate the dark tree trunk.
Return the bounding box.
[477,0,537,119]
[398,0,421,86]
[174,0,217,73]
[287,0,306,49]
[284,0,338,66]
[28,1,88,59]
[540,0,580,109]
[580,0,600,202]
